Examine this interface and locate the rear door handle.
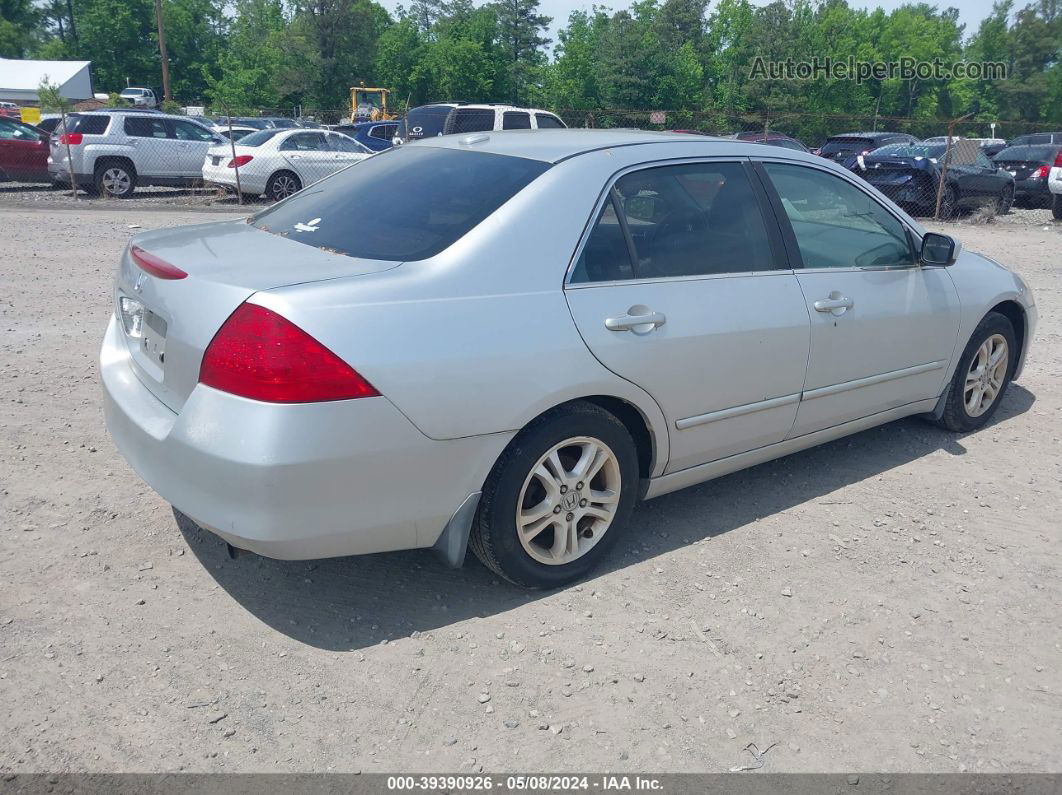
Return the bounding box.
[813,294,854,315]
[605,307,667,333]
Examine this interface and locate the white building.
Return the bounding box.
[0,58,93,104]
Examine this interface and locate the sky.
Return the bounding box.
[378,0,998,51]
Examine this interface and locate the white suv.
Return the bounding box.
[1049,151,1062,219]
[49,111,224,197]
[119,87,159,108]
[442,105,566,135]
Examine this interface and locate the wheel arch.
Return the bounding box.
[94,155,137,177]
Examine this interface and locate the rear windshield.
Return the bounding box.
[819,137,874,154]
[995,145,1058,162]
[236,129,282,147]
[62,115,110,135]
[251,146,550,261]
[403,106,452,140]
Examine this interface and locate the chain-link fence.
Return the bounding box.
[2,106,1058,217]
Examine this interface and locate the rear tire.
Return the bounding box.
[1053,193,1062,220]
[469,402,639,589]
[94,160,136,198]
[266,170,301,202]
[934,312,1016,433]
[938,184,958,219]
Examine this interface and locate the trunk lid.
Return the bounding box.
[114,218,399,412]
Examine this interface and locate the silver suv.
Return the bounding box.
[49,111,224,198]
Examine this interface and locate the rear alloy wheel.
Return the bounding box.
[266,171,301,201]
[470,402,639,588]
[996,184,1014,215]
[934,312,1016,433]
[95,162,136,198]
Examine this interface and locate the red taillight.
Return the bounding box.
[1034,165,1049,179]
[1054,151,1062,167]
[199,303,379,403]
[227,155,253,168]
[58,132,83,145]
[129,244,187,280]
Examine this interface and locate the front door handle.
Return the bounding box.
[813,293,854,316]
[605,306,667,334]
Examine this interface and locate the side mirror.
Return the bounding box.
[624,195,660,222]
[921,232,957,266]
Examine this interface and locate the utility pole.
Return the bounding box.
[154,0,171,102]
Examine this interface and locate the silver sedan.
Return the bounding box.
[101,130,1037,588]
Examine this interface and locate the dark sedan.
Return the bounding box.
[993,144,1062,208]
[846,142,1014,217]
[815,131,919,162]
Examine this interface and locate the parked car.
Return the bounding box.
[0,101,22,119]
[118,87,159,108]
[971,138,1008,157]
[815,131,919,162]
[847,141,1014,217]
[36,116,63,135]
[258,117,301,130]
[201,127,371,201]
[332,120,399,151]
[214,125,258,142]
[101,130,1036,588]
[1007,131,1062,147]
[1049,153,1062,219]
[48,111,225,197]
[731,130,810,152]
[442,104,566,135]
[992,144,1062,208]
[0,117,50,183]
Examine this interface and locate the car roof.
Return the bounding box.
[411,128,825,165]
[828,131,909,139]
[451,104,558,115]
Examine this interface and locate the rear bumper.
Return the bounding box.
[100,315,511,560]
[202,161,267,195]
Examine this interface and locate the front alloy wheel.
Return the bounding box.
[516,437,622,566]
[964,334,1008,418]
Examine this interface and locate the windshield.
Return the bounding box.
[995,145,1057,162]
[252,146,550,261]
[870,143,946,159]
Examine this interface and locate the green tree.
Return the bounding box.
[1,0,40,56]
[493,0,550,104]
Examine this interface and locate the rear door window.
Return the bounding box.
[446,108,495,134]
[252,147,550,261]
[571,162,777,283]
[369,124,395,140]
[125,116,170,139]
[503,112,531,130]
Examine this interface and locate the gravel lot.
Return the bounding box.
[1,204,1060,774]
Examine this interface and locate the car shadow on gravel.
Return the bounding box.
[178,384,1034,651]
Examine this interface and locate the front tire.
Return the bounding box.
[935,312,1016,433]
[470,402,639,588]
[996,184,1013,215]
